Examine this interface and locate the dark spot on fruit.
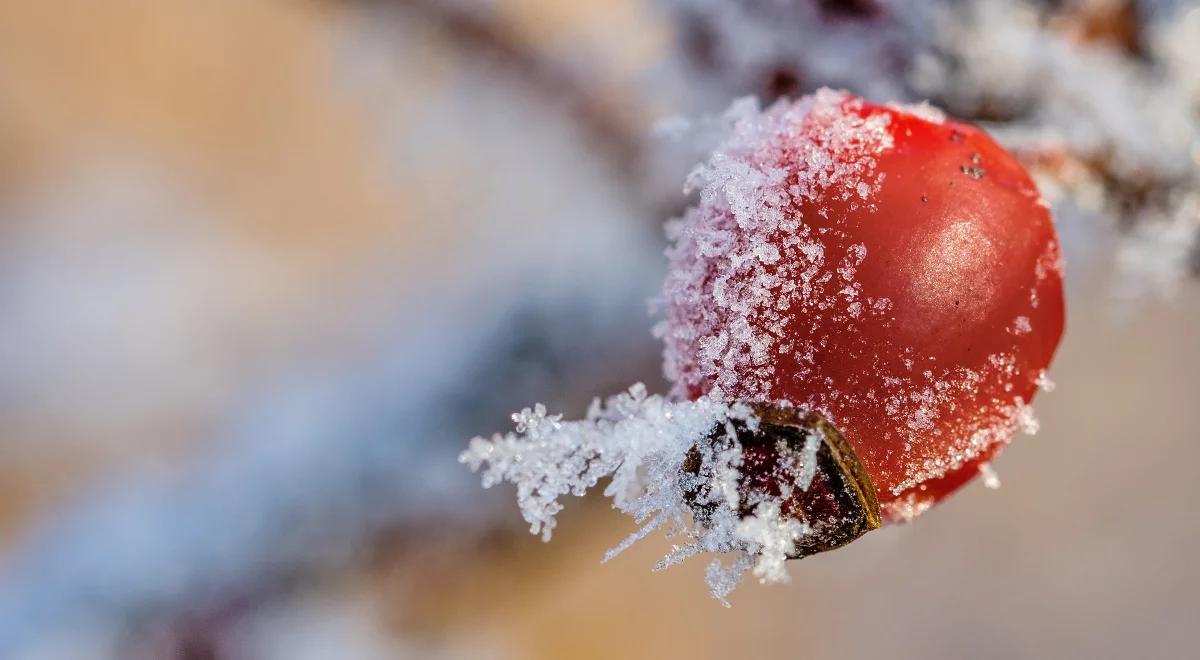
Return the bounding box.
[921,194,928,203]
[949,130,964,143]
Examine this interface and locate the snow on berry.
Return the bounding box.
[660,89,1065,521]
[463,89,1064,599]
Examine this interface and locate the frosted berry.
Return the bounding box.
[662,90,1065,523]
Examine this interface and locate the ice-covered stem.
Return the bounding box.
[460,384,881,601]
[460,384,740,544]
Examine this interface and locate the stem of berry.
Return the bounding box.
[684,403,882,559]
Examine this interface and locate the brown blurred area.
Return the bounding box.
[0,0,400,538]
[0,0,646,520]
[0,1,1198,658]
[0,0,660,538]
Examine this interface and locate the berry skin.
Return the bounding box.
[663,90,1065,522]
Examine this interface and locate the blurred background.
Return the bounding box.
[0,0,1198,658]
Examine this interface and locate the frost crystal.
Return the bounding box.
[661,89,894,401]
[978,462,1001,490]
[461,384,820,601]
[736,500,809,584]
[1035,370,1056,393]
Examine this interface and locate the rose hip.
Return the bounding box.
[662,90,1064,522]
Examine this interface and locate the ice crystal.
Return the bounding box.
[461,384,819,600]
[736,500,808,584]
[660,89,894,401]
[1035,370,1056,393]
[978,462,1002,490]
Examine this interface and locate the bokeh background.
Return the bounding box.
[1,1,1198,658]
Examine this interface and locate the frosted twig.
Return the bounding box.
[461,384,817,599]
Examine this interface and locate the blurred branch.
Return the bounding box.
[376,0,646,181]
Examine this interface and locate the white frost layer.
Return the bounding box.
[659,88,894,401]
[460,384,812,603]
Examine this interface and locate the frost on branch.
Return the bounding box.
[660,0,1200,296]
[460,384,829,603]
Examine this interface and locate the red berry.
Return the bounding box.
[662,90,1064,522]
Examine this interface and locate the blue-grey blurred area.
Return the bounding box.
[0,1,662,656]
[1,1,1199,659]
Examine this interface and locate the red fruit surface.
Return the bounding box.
[661,90,1065,522]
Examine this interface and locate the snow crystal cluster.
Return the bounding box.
[658,89,894,401]
[461,384,817,603]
